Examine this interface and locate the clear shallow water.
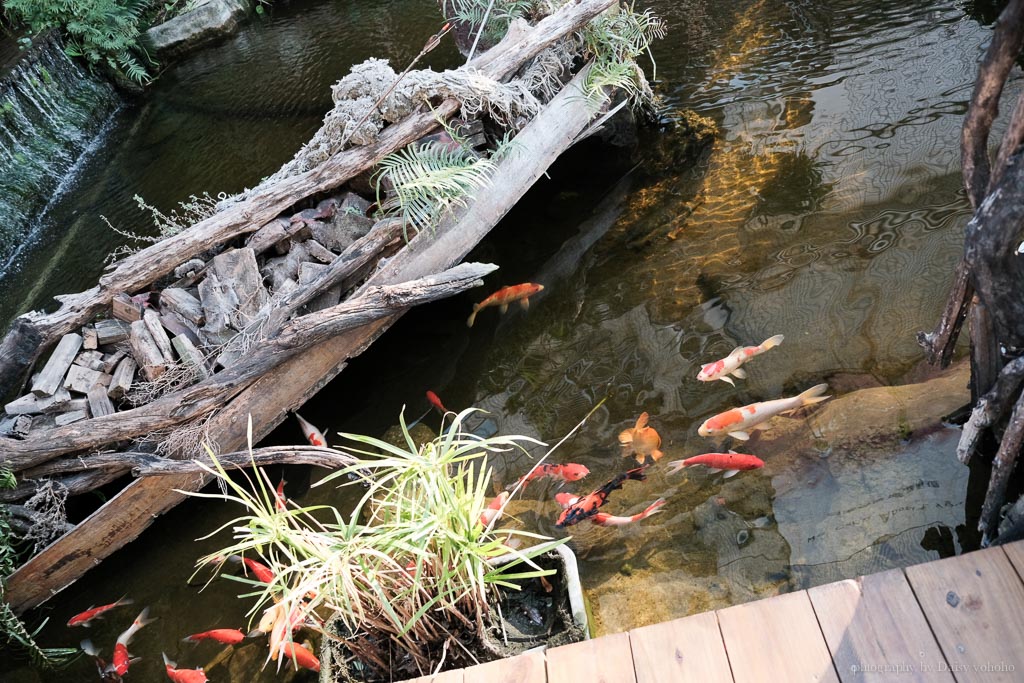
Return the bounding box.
[0,0,1003,678]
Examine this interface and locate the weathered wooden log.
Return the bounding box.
[980,389,1024,539]
[0,319,42,400]
[129,320,168,382]
[0,468,126,504]
[5,388,71,416]
[958,356,1024,463]
[160,288,205,326]
[95,319,131,346]
[2,59,609,614]
[107,356,136,399]
[0,0,615,398]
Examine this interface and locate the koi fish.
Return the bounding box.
[511,463,590,489]
[281,642,321,672]
[81,639,115,681]
[591,498,666,527]
[105,607,155,677]
[267,603,312,662]
[426,390,448,413]
[618,412,663,464]
[480,491,510,526]
[555,467,648,528]
[697,334,784,386]
[163,653,208,683]
[274,479,287,512]
[294,412,326,447]
[666,452,765,478]
[698,384,830,441]
[467,283,544,327]
[182,628,246,645]
[68,595,133,627]
[225,554,275,583]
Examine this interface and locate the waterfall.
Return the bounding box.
[0,34,119,266]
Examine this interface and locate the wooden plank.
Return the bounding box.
[5,388,71,416]
[82,326,98,350]
[143,309,176,364]
[107,357,136,399]
[31,333,83,396]
[129,320,168,382]
[87,386,115,419]
[74,350,106,372]
[717,590,838,683]
[64,365,111,394]
[401,668,463,683]
[905,547,1024,682]
[95,319,131,346]
[111,293,144,322]
[546,632,636,683]
[209,247,268,324]
[159,287,205,326]
[171,336,211,379]
[808,570,951,682]
[55,410,89,426]
[1000,540,1024,579]
[630,611,732,683]
[462,649,545,683]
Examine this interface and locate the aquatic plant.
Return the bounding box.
[578,3,666,107]
[194,411,570,678]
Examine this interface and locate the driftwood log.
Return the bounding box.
[3,56,610,612]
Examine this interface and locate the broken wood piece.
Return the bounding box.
[95,319,131,346]
[159,312,202,347]
[55,410,89,427]
[11,415,31,438]
[64,365,112,395]
[245,217,310,256]
[100,350,127,374]
[305,239,336,264]
[111,293,144,322]
[31,333,83,397]
[129,321,168,382]
[209,248,268,325]
[82,326,98,350]
[171,336,211,380]
[87,386,116,418]
[159,287,205,326]
[312,211,374,251]
[143,309,176,364]
[74,350,106,372]
[298,263,341,313]
[4,388,71,415]
[108,357,137,399]
[198,272,239,334]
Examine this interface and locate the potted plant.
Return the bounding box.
[195,409,588,681]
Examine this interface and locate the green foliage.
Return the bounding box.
[195,411,568,675]
[5,0,154,84]
[442,0,533,45]
[580,3,666,106]
[374,141,496,240]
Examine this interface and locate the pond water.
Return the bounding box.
[1,0,1007,679]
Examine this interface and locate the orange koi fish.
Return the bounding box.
[511,463,590,489]
[618,412,663,464]
[426,390,448,413]
[667,452,765,478]
[591,498,666,527]
[68,595,133,627]
[274,479,287,511]
[225,554,275,583]
[697,334,784,386]
[466,283,544,327]
[699,384,830,441]
[163,653,209,683]
[105,607,155,677]
[555,467,648,528]
[294,412,326,447]
[480,491,510,526]
[282,642,321,672]
[182,628,246,645]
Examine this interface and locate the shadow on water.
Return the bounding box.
[0,0,1008,677]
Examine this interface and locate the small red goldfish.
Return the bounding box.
[591,498,666,527]
[274,479,287,511]
[105,607,155,677]
[163,653,208,683]
[698,384,830,440]
[282,642,320,672]
[426,390,448,413]
[467,283,544,327]
[294,412,326,447]
[697,334,784,385]
[618,412,664,464]
[182,628,246,645]
[511,463,590,489]
[225,554,275,583]
[555,467,648,528]
[667,452,765,478]
[480,491,510,526]
[68,595,133,627]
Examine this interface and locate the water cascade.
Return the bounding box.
[0,34,119,269]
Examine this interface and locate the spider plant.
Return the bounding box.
[192,410,570,679]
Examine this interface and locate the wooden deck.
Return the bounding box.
[404,542,1024,682]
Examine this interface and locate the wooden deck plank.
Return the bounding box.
[1000,540,1024,580]
[545,631,635,683]
[630,611,733,683]
[404,668,464,683]
[717,590,839,683]
[905,546,1024,683]
[808,569,952,682]
[463,649,546,683]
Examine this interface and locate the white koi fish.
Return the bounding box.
[697,334,785,386]
[698,383,830,441]
[293,412,327,447]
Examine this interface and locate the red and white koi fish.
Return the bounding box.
[80,639,113,681]
[294,412,326,447]
[105,607,155,677]
[225,554,275,583]
[555,467,648,528]
[163,653,208,683]
[698,384,830,441]
[467,283,544,327]
[667,452,765,478]
[480,491,510,526]
[68,595,133,627]
[274,479,288,511]
[426,390,448,414]
[591,498,666,527]
[618,412,663,464]
[511,463,590,490]
[697,334,785,386]
[182,628,246,645]
[281,642,321,672]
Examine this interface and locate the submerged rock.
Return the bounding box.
[143,0,254,59]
